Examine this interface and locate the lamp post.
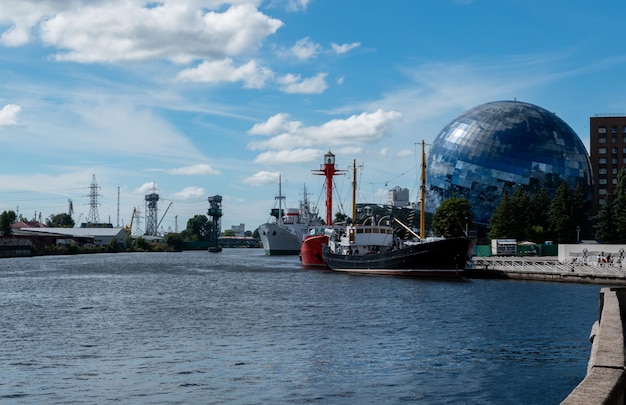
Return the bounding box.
[576,226,580,244]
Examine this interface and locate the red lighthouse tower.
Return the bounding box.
[312,151,345,225]
[300,151,345,269]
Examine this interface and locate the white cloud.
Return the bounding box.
[167,164,220,176]
[379,147,389,157]
[253,149,322,164]
[248,113,302,136]
[285,0,311,12]
[35,3,283,64]
[243,170,281,186]
[396,149,413,157]
[170,186,205,200]
[0,104,22,127]
[176,58,274,88]
[291,37,320,60]
[277,72,328,94]
[248,109,402,153]
[331,42,361,55]
[135,181,158,194]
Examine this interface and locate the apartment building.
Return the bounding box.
[590,115,626,212]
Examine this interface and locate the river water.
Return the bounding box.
[0,249,602,404]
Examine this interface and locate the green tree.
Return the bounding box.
[0,210,17,236]
[334,212,347,223]
[185,215,212,241]
[489,191,515,239]
[613,169,626,242]
[509,187,531,241]
[529,188,550,234]
[46,213,75,228]
[572,184,592,242]
[432,196,473,238]
[595,195,616,242]
[164,233,184,251]
[223,229,236,237]
[548,183,576,243]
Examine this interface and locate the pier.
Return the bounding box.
[468,256,626,285]
[561,287,626,404]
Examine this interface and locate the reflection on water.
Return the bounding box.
[0,249,600,404]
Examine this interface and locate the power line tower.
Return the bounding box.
[86,174,101,224]
[144,183,159,236]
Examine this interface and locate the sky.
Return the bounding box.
[1,0,626,235]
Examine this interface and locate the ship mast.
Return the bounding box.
[420,140,426,242]
[312,151,345,225]
[352,160,357,220]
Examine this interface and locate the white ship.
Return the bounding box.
[259,177,321,256]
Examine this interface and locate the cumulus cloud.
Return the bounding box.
[167,164,220,176]
[248,113,302,136]
[170,186,205,200]
[32,2,283,64]
[331,42,361,55]
[247,109,401,164]
[0,104,22,127]
[177,58,273,88]
[249,109,401,149]
[277,72,328,94]
[253,149,321,164]
[243,170,280,186]
[291,37,320,60]
[135,181,158,194]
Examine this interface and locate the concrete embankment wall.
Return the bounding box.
[561,287,626,404]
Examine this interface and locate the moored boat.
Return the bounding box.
[300,151,345,269]
[259,176,322,256]
[321,141,474,277]
[300,231,329,269]
[322,231,473,277]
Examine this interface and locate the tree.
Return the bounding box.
[432,196,473,238]
[548,183,576,244]
[572,184,592,242]
[529,188,550,233]
[509,187,531,241]
[184,215,212,241]
[595,194,616,242]
[613,169,626,242]
[164,233,184,251]
[46,213,75,228]
[489,191,516,239]
[223,229,236,237]
[0,210,16,236]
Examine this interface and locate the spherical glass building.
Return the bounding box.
[426,100,592,225]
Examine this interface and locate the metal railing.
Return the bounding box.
[472,257,626,279]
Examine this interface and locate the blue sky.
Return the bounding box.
[1,0,625,234]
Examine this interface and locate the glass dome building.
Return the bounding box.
[426,100,592,225]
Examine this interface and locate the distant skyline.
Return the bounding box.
[2,0,626,233]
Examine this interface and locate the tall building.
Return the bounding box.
[589,115,626,212]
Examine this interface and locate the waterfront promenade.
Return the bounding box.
[469,256,626,285]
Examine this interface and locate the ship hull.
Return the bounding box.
[300,234,329,269]
[322,237,473,278]
[258,223,302,255]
